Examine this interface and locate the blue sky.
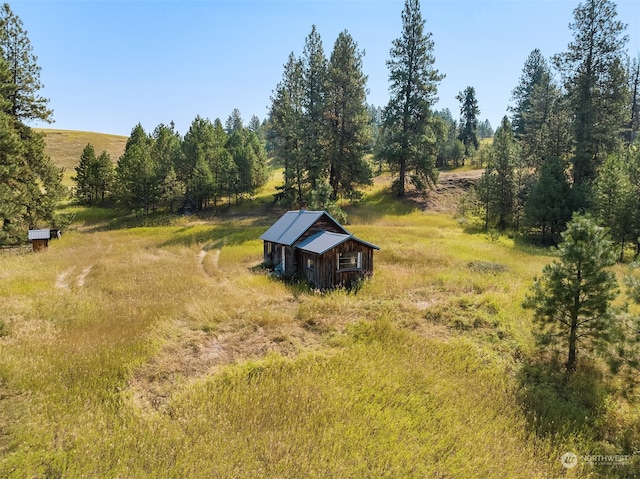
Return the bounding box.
[11,0,640,137]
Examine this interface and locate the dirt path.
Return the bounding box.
[420,168,484,212]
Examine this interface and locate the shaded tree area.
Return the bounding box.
[0,3,65,246]
[80,112,269,214]
[467,0,638,249]
[379,0,443,197]
[73,143,114,206]
[268,24,372,211]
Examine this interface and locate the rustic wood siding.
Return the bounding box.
[263,241,275,265]
[301,239,375,289]
[32,239,48,252]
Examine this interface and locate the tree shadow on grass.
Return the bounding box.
[516,355,608,440]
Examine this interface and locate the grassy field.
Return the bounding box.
[0,131,638,477]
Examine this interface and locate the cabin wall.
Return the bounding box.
[32,239,48,252]
[300,239,374,289]
[264,241,298,274]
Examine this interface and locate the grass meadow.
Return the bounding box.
[1,132,638,477]
[35,129,127,187]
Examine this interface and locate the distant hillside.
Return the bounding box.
[36,128,128,185]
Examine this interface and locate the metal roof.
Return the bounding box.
[28,229,50,240]
[297,230,380,255]
[259,210,348,246]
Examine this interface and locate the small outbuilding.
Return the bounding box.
[260,210,380,290]
[27,229,61,252]
[28,229,51,251]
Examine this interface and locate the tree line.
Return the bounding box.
[466,1,639,250]
[0,3,65,245]
[267,0,498,209]
[73,112,269,213]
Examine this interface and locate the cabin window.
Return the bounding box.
[266,242,272,254]
[338,251,362,270]
[306,258,314,270]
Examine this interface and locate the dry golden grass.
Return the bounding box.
[1,145,637,477]
[36,128,127,186]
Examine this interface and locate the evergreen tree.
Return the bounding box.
[244,128,269,192]
[74,143,98,205]
[116,124,159,212]
[150,123,181,210]
[208,118,233,207]
[553,0,629,200]
[225,108,243,134]
[456,86,480,157]
[152,122,182,180]
[524,214,619,373]
[301,25,328,190]
[324,30,372,200]
[623,138,640,257]
[594,152,637,261]
[74,144,113,205]
[510,49,551,138]
[0,3,52,123]
[524,157,574,244]
[625,55,640,145]
[381,0,443,197]
[0,6,63,243]
[269,53,305,206]
[17,123,65,229]
[0,111,25,244]
[477,119,494,139]
[491,117,518,229]
[226,130,250,202]
[434,108,459,167]
[94,150,114,203]
[181,116,217,209]
[519,70,567,169]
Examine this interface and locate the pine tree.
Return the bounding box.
[0,5,63,242]
[324,30,372,200]
[381,0,443,197]
[0,111,25,244]
[181,117,217,209]
[491,117,518,229]
[151,122,182,181]
[225,108,243,134]
[524,214,619,373]
[553,0,629,199]
[301,25,328,190]
[74,143,98,205]
[0,3,52,123]
[17,124,65,228]
[524,157,574,245]
[116,124,159,212]
[456,86,480,157]
[625,55,640,145]
[269,53,305,206]
[94,150,114,203]
[594,153,637,261]
[510,49,551,138]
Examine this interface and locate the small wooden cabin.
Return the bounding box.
[27,229,61,251]
[28,229,51,251]
[260,210,380,289]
